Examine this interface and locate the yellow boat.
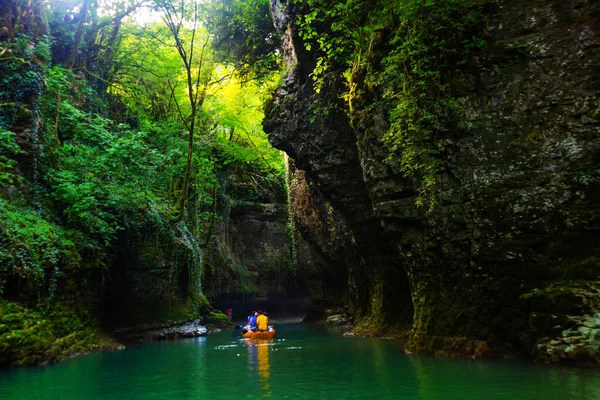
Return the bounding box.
[242,329,276,339]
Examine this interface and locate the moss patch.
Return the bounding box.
[521,281,600,315]
[353,321,411,339]
[204,310,233,327]
[0,301,122,367]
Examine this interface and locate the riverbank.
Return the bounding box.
[0,300,233,368]
[0,301,123,368]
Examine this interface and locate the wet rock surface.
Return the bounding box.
[323,307,353,329]
[156,320,208,340]
[202,178,325,310]
[114,319,211,342]
[524,283,600,364]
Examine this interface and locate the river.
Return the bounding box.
[1,323,599,399]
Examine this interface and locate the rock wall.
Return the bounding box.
[266,1,414,334]
[266,0,600,362]
[101,178,311,326]
[392,0,600,361]
[102,219,203,327]
[285,158,352,318]
[202,182,291,297]
[201,178,326,318]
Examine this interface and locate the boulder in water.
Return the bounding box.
[157,323,208,340]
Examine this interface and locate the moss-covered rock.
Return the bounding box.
[204,310,234,327]
[520,282,600,364]
[0,301,122,367]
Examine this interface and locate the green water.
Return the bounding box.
[1,323,599,399]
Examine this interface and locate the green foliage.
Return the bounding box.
[0,1,286,363]
[33,36,52,63]
[294,0,369,93]
[48,103,176,247]
[110,22,285,190]
[209,0,282,81]
[0,129,22,186]
[0,199,80,295]
[206,73,285,180]
[0,56,45,130]
[295,0,493,211]
[111,24,188,123]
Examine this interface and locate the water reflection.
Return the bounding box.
[245,339,273,398]
[257,342,272,398]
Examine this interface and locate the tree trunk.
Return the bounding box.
[68,0,91,69]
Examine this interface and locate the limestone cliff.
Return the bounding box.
[267,0,415,334]
[202,181,292,299]
[266,0,600,362]
[201,176,326,318]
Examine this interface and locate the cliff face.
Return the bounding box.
[266,1,415,334]
[102,217,204,327]
[266,0,600,362]
[285,159,352,318]
[202,181,293,299]
[200,177,327,318]
[103,176,322,325]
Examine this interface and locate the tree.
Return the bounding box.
[155,0,216,222]
[208,0,281,81]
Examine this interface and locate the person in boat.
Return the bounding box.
[264,311,274,332]
[256,310,269,332]
[248,311,258,331]
[241,311,258,334]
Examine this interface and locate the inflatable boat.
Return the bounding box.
[242,329,276,339]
